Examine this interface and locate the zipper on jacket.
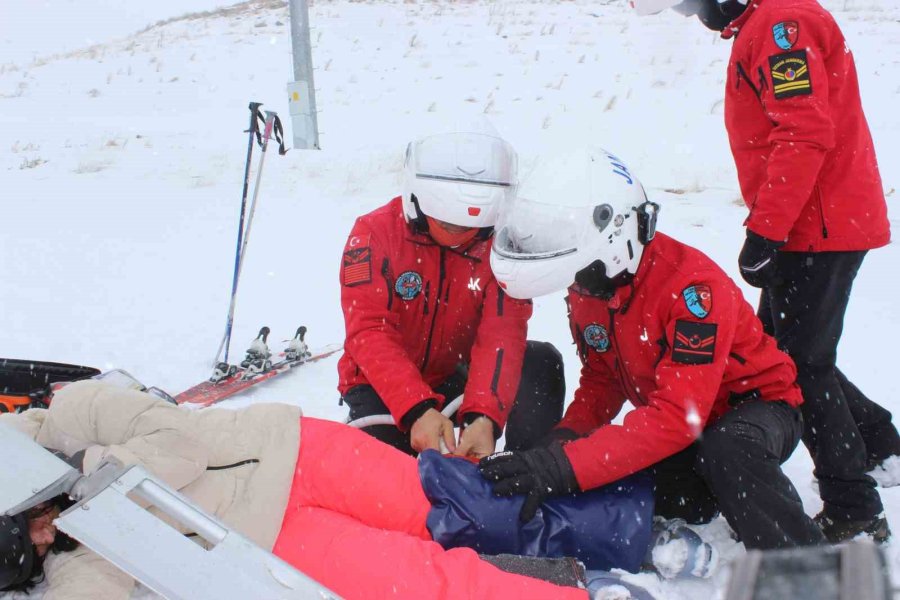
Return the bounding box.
[497,288,505,316]
[207,459,260,471]
[814,185,829,238]
[491,348,505,412]
[729,352,747,365]
[570,319,587,361]
[381,258,393,311]
[421,247,446,371]
[756,66,769,94]
[567,298,590,361]
[736,62,762,102]
[423,281,431,315]
[608,308,642,405]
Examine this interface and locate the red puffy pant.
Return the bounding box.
[273,417,587,600]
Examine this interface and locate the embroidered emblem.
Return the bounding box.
[583,324,610,353]
[342,247,372,286]
[682,284,713,319]
[394,271,423,301]
[672,320,717,365]
[769,50,812,99]
[772,21,799,51]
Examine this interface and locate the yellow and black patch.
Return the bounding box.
[769,50,812,99]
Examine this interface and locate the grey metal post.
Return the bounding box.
[288,0,320,150]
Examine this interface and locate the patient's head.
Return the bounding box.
[1,497,79,592]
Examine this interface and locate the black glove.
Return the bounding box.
[738,230,784,288]
[479,444,579,523]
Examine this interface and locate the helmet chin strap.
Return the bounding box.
[574,260,635,299]
[407,194,430,234]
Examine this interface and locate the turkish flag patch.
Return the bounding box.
[672,320,717,365]
[342,247,372,286]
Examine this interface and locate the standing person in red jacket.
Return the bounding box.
[484,147,825,549]
[338,123,565,458]
[631,0,897,543]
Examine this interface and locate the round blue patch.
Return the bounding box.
[584,324,610,353]
[395,271,423,301]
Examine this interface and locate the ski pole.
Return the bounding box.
[212,108,287,370]
[213,103,265,368]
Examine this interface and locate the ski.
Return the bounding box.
[177,326,341,407]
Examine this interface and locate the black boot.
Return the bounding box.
[814,511,891,544]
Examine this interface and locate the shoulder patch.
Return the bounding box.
[769,50,812,99]
[344,233,371,251]
[772,21,799,50]
[682,284,712,319]
[673,320,717,365]
[342,247,372,286]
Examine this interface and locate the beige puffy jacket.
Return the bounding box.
[0,380,302,600]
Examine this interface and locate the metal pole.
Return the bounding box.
[288,0,320,150]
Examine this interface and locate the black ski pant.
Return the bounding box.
[342,341,565,456]
[757,250,900,521]
[650,400,825,550]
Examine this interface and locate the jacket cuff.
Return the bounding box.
[538,427,579,447]
[400,399,439,432]
[745,213,790,246]
[746,228,785,248]
[457,389,508,430]
[462,412,502,440]
[548,442,580,494]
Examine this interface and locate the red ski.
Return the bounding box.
[176,326,341,407]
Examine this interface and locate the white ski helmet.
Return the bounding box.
[490,147,659,300]
[630,0,749,29]
[630,0,685,15]
[402,119,517,231]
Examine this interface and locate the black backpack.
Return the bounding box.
[0,358,100,413]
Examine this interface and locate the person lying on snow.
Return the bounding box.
[484,147,826,550]
[0,379,688,599]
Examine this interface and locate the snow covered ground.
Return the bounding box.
[1,0,898,597]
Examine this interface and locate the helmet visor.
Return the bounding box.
[411,133,516,188]
[493,196,584,260]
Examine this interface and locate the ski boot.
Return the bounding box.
[211,362,239,383]
[240,327,273,376]
[643,517,718,580]
[284,326,312,362]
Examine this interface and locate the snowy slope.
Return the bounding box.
[1,0,898,598]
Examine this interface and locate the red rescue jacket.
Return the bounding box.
[723,0,889,252]
[558,233,803,491]
[337,197,532,429]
